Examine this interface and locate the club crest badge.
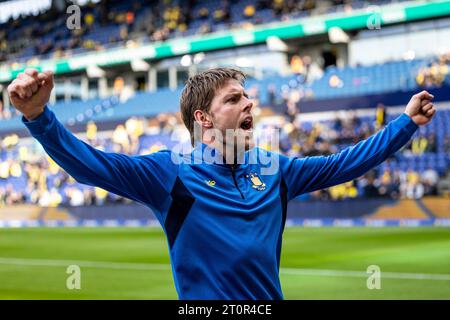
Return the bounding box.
[205,180,216,187]
[247,173,266,191]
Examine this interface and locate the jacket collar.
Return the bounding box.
[191,142,252,167]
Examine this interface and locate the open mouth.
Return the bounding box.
[240,117,253,131]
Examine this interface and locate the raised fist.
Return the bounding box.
[7,68,54,120]
[404,90,436,126]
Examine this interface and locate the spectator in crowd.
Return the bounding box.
[411,134,428,155]
[214,1,231,23]
[426,133,437,153]
[422,166,439,196]
[86,121,98,144]
[378,169,400,199]
[66,187,85,206]
[198,6,209,20]
[444,134,450,153]
[375,103,386,130]
[401,169,424,199]
[289,55,323,85]
[285,99,298,123]
[361,171,380,198]
[290,55,303,74]
[84,12,95,30]
[0,99,12,119]
[243,4,256,18]
[267,84,277,106]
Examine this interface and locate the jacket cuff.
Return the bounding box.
[22,105,55,136]
[397,112,419,134]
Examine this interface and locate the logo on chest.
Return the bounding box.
[246,173,266,191]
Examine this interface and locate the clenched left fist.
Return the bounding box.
[404,90,436,126]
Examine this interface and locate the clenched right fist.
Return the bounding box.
[7,68,54,121]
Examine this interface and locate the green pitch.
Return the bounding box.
[0,227,449,299]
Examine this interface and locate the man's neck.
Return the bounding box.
[202,141,245,165]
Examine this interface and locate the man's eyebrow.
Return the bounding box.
[223,90,248,100]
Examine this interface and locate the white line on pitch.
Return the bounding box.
[1,257,450,281]
[281,268,450,281]
[0,257,170,271]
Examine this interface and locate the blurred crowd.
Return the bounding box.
[1,103,447,207]
[0,113,178,207]
[289,55,325,85]
[1,0,382,64]
[270,105,446,201]
[416,53,450,88]
[300,166,441,201]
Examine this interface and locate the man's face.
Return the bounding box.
[207,79,254,152]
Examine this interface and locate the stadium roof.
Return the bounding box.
[0,0,51,23]
[0,0,100,23]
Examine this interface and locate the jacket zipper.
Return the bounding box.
[230,165,245,199]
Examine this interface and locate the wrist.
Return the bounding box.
[404,110,414,119]
[23,108,45,121]
[403,111,421,127]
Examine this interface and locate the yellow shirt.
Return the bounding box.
[95,187,108,200]
[86,121,97,141]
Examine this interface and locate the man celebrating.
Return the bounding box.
[8,68,435,299]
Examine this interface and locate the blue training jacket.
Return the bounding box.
[22,106,418,299]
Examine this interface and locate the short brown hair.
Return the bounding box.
[180,67,246,146]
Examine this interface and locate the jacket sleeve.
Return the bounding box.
[280,113,418,200]
[22,105,178,217]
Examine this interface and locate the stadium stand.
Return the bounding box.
[0,105,449,207]
[1,51,450,130]
[0,0,409,63]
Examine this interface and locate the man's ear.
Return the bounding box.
[193,109,213,128]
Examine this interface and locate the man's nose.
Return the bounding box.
[243,98,253,113]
